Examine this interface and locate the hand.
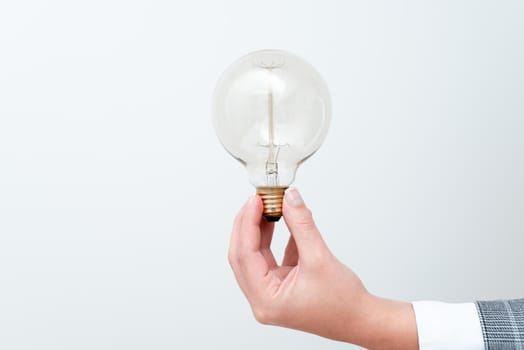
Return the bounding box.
[228,188,418,350]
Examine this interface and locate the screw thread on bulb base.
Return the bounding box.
[256,186,288,222]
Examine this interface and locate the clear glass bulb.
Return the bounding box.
[212,49,331,220]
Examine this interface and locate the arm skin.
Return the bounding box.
[228,188,419,350]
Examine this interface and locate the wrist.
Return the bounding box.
[344,294,419,350]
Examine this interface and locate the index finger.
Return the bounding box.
[230,196,271,291]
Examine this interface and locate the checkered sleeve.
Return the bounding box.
[476,299,524,350]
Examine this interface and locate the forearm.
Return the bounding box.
[340,294,419,350]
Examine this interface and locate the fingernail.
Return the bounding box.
[285,188,304,207]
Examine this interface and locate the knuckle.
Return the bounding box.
[296,209,315,230]
[307,247,332,268]
[228,248,251,268]
[252,306,273,325]
[307,251,323,267]
[252,302,286,325]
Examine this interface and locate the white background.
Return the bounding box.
[1,1,523,349]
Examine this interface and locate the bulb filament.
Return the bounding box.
[266,89,280,186]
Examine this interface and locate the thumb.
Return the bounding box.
[282,188,329,263]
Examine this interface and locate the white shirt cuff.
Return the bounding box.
[412,301,484,350]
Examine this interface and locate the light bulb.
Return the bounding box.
[212,49,331,221]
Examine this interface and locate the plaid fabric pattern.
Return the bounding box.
[476,299,524,350]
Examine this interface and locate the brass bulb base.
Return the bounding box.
[256,186,288,222]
